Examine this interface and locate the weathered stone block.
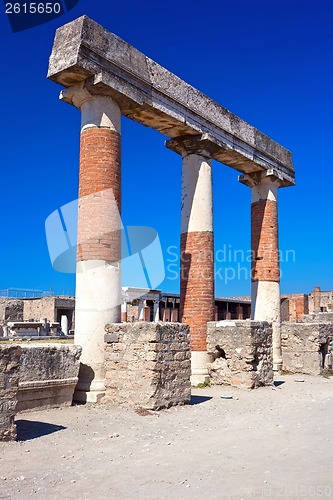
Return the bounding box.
[103,322,191,409]
[207,320,273,389]
[281,323,333,375]
[0,346,21,441]
[17,345,82,412]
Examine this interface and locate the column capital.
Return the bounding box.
[238,169,289,189]
[60,81,121,133]
[60,81,93,109]
[165,134,220,158]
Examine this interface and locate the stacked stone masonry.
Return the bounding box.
[308,288,333,314]
[17,345,82,412]
[281,322,333,375]
[251,199,280,282]
[207,320,273,389]
[104,322,191,409]
[0,300,23,323]
[0,346,21,441]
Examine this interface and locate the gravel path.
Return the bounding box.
[1,374,333,499]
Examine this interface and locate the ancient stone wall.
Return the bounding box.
[0,299,24,323]
[0,346,21,441]
[17,344,82,411]
[126,304,139,322]
[104,322,191,409]
[303,312,333,323]
[281,322,333,375]
[207,320,273,389]
[281,294,309,322]
[23,298,56,322]
[308,289,333,314]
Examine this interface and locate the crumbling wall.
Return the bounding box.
[23,298,56,322]
[309,289,333,314]
[0,346,21,441]
[303,312,333,324]
[281,322,333,375]
[104,322,191,409]
[207,320,273,389]
[17,344,82,411]
[281,294,309,322]
[126,304,139,322]
[0,299,25,336]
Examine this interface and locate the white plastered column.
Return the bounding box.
[183,153,214,384]
[181,153,213,234]
[242,173,282,371]
[153,301,160,322]
[62,82,122,402]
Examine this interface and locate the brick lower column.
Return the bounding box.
[166,136,215,384]
[61,83,122,402]
[240,172,282,370]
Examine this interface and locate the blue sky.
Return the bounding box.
[0,0,332,297]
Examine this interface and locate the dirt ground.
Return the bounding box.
[1,374,333,500]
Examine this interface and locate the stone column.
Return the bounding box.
[61,315,68,336]
[166,136,215,384]
[240,172,282,370]
[236,306,243,320]
[153,301,160,322]
[61,83,122,402]
[313,286,321,313]
[121,302,128,322]
[138,300,144,321]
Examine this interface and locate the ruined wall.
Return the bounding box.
[23,298,56,322]
[308,289,333,314]
[0,299,24,322]
[303,312,333,323]
[0,346,21,441]
[104,322,191,409]
[17,344,82,411]
[207,320,273,389]
[126,304,139,322]
[54,297,75,310]
[281,294,309,322]
[281,322,333,375]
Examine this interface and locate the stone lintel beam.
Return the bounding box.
[48,16,295,186]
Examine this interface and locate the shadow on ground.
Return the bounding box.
[274,381,286,387]
[190,395,213,405]
[16,420,66,442]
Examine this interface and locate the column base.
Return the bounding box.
[190,351,212,386]
[73,374,106,404]
[273,360,283,372]
[73,389,105,404]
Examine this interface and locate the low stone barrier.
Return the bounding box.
[0,346,21,441]
[207,320,273,389]
[104,322,191,409]
[17,344,82,412]
[281,322,333,375]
